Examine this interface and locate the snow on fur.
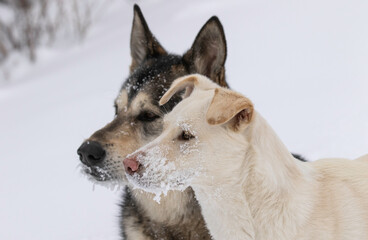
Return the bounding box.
[126,121,202,203]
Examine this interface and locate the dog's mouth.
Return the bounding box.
[80,164,112,182]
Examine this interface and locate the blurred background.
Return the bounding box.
[0,0,367,239]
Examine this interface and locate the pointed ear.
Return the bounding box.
[183,16,228,88]
[206,89,254,132]
[159,75,198,106]
[130,5,167,72]
[159,74,220,106]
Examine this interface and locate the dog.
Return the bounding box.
[77,4,228,240]
[77,5,306,239]
[124,74,368,240]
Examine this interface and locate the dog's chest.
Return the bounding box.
[122,187,212,240]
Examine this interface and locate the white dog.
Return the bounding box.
[123,74,368,240]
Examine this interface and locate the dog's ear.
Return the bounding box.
[206,88,254,132]
[130,5,167,72]
[183,16,228,88]
[160,74,220,106]
[159,75,199,106]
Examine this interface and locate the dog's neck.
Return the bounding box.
[244,112,316,239]
[245,112,305,191]
[192,184,255,240]
[193,112,316,240]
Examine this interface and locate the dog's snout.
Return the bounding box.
[123,156,141,175]
[77,141,106,166]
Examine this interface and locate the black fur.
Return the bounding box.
[123,55,185,107]
[292,154,307,162]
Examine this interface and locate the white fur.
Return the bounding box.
[126,74,368,240]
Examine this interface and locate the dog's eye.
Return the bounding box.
[137,111,160,122]
[179,131,195,141]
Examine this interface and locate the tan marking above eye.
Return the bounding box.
[115,90,128,112]
[131,92,150,113]
[130,92,161,117]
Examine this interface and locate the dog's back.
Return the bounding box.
[355,154,368,163]
[312,155,368,182]
[303,157,368,239]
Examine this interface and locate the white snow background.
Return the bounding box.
[1,0,368,239]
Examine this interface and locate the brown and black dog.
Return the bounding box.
[78,4,227,240]
[77,4,305,239]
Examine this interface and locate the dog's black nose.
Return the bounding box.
[77,141,106,166]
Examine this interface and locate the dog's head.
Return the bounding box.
[123,74,254,195]
[77,5,228,183]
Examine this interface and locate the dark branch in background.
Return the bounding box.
[0,0,106,79]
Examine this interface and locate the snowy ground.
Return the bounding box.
[1,0,367,239]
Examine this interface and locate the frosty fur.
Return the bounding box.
[126,74,368,240]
